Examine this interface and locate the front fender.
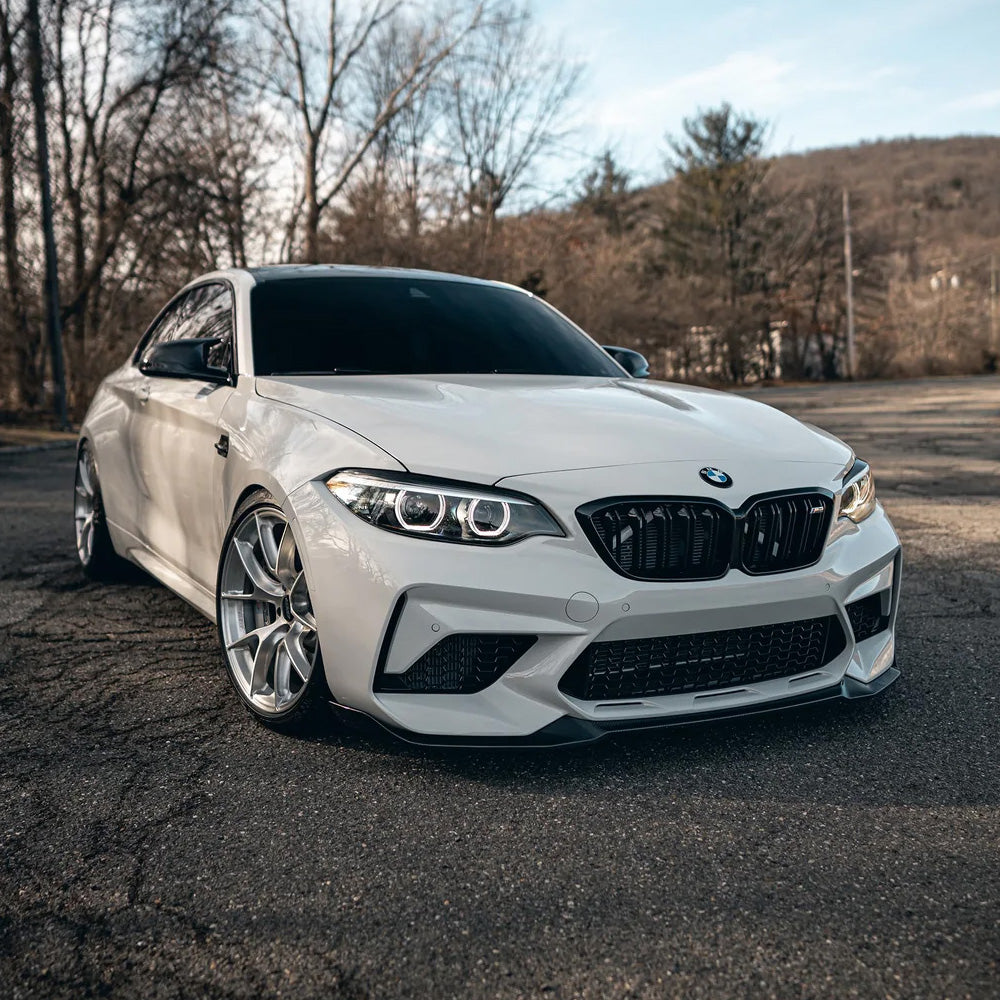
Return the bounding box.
[219,384,406,525]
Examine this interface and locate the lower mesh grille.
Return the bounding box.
[559,616,846,701]
[847,592,891,642]
[375,633,536,694]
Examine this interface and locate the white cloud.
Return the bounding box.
[533,0,998,173]
[945,88,1000,112]
[592,50,795,132]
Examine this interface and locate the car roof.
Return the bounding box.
[243,264,518,289]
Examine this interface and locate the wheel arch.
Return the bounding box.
[230,482,274,520]
[221,463,290,531]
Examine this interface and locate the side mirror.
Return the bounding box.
[603,345,650,378]
[140,338,230,384]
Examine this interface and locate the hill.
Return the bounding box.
[770,135,1000,277]
[535,133,1000,381]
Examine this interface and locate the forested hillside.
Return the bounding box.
[495,133,1000,385]
[772,136,1000,256]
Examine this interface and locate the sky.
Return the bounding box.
[534,0,1000,183]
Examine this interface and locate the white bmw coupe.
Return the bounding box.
[76,266,901,745]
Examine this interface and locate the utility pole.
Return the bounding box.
[990,252,998,355]
[26,0,69,429]
[842,188,857,381]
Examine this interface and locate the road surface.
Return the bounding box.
[1,376,998,998]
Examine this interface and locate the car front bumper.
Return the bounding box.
[330,664,900,747]
[286,468,902,745]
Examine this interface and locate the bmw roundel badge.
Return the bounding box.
[699,467,733,488]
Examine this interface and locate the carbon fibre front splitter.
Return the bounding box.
[329,664,900,750]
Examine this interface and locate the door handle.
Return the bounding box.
[137,382,150,404]
[215,434,230,458]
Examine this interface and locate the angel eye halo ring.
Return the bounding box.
[394,489,446,532]
[466,497,511,538]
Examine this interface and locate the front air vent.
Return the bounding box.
[846,592,891,643]
[559,615,847,701]
[375,633,536,694]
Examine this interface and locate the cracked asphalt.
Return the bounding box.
[1,375,999,999]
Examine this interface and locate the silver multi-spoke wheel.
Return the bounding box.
[219,506,320,717]
[74,449,97,565]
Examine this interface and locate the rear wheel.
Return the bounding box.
[74,443,128,580]
[217,492,329,731]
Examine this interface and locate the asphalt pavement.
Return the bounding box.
[1,376,998,999]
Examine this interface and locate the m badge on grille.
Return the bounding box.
[699,467,733,489]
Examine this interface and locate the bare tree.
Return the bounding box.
[444,2,581,258]
[181,74,279,268]
[0,1,40,408]
[770,181,846,379]
[49,0,236,398]
[365,16,451,247]
[266,0,482,263]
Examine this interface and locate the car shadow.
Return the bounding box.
[291,660,995,811]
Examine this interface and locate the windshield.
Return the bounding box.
[249,276,624,378]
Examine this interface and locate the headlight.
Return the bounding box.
[325,470,564,544]
[839,460,877,523]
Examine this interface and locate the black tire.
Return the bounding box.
[74,442,130,581]
[216,489,332,733]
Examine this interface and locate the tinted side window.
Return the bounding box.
[191,285,235,370]
[138,283,235,371]
[137,296,187,365]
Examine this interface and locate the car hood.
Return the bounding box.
[255,374,853,483]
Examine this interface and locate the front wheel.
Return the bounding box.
[217,491,330,731]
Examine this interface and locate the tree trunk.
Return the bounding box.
[26,0,68,426]
[302,136,320,263]
[0,16,40,409]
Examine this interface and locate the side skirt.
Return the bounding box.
[111,522,217,622]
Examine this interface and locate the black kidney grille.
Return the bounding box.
[846,592,891,642]
[559,615,846,701]
[740,494,833,573]
[375,633,536,694]
[580,491,833,580]
[584,501,734,580]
